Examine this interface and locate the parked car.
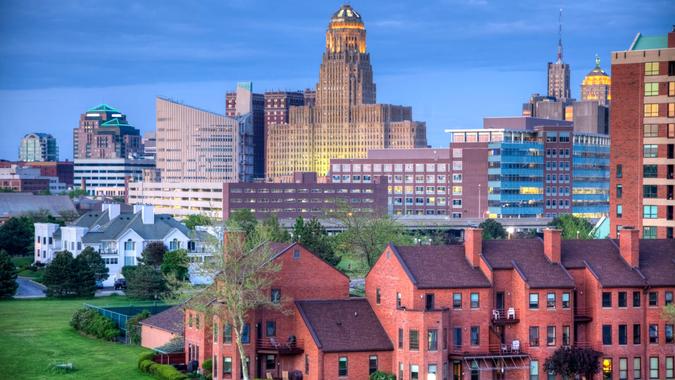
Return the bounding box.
[114,278,127,290]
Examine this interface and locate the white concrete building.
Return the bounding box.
[127,181,223,219]
[34,203,210,286]
[74,158,155,197]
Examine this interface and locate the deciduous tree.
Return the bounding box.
[140,241,167,268]
[544,346,601,379]
[161,249,190,282]
[479,219,507,239]
[549,214,594,239]
[0,250,18,298]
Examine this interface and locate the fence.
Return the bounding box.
[84,303,174,343]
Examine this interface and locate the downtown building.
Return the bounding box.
[265,5,426,180]
[610,28,675,239]
[18,132,58,162]
[73,104,143,160]
[182,228,675,380]
[75,158,154,197]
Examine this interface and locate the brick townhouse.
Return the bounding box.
[185,230,674,380]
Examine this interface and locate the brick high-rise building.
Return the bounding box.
[73,104,142,159]
[610,28,675,239]
[265,4,426,180]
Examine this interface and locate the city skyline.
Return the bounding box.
[0,0,672,160]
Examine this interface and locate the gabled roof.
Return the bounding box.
[296,299,392,353]
[482,240,575,289]
[638,240,675,287]
[140,306,184,335]
[87,104,120,113]
[391,244,491,289]
[80,211,190,243]
[72,210,110,228]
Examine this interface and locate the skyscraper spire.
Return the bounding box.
[556,8,563,64]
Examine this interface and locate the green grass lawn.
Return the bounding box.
[0,296,153,379]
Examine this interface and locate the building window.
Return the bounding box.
[223,323,232,344]
[124,239,135,251]
[266,320,276,337]
[670,82,675,97]
[616,184,623,198]
[304,355,309,375]
[670,123,675,138]
[242,323,250,344]
[644,124,659,137]
[562,325,570,346]
[666,356,674,379]
[634,357,642,379]
[396,292,401,308]
[649,291,658,306]
[410,329,419,351]
[634,324,641,344]
[645,62,659,75]
[603,358,613,379]
[666,291,673,305]
[644,104,660,117]
[644,226,657,239]
[619,324,628,345]
[547,326,556,346]
[602,325,612,345]
[644,164,658,178]
[666,324,674,344]
[425,293,435,310]
[428,364,437,380]
[644,185,658,198]
[453,293,462,308]
[529,293,539,309]
[375,288,381,304]
[529,326,540,347]
[618,292,627,307]
[470,293,479,308]
[213,323,218,341]
[644,205,658,219]
[634,291,641,307]
[398,362,403,380]
[670,103,675,117]
[369,355,378,375]
[470,326,479,346]
[620,359,629,380]
[616,164,623,178]
[428,329,438,351]
[562,292,570,308]
[410,364,419,380]
[271,288,281,304]
[645,82,659,96]
[650,357,659,379]
[338,357,348,377]
[398,328,403,349]
[644,144,658,158]
[649,324,658,343]
[547,292,556,308]
[530,360,539,380]
[223,357,232,376]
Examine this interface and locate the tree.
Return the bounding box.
[77,247,109,283]
[255,216,291,243]
[549,214,594,240]
[0,250,18,298]
[140,241,167,268]
[331,205,412,269]
[126,310,151,345]
[183,214,213,230]
[67,188,87,199]
[43,251,76,297]
[0,216,34,256]
[479,219,507,239]
[544,346,602,379]
[227,209,258,237]
[161,249,190,282]
[188,223,282,380]
[292,217,339,266]
[125,265,168,300]
[72,254,97,297]
[664,304,675,324]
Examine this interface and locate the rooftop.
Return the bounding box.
[331,4,363,24]
[140,306,184,335]
[87,104,120,113]
[630,33,668,51]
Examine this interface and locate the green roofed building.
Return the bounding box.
[74,104,143,159]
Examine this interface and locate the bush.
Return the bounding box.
[127,310,151,345]
[201,358,212,379]
[138,352,155,368]
[370,371,396,380]
[70,308,119,341]
[138,351,188,380]
[0,250,18,298]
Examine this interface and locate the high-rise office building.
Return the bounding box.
[610,28,675,239]
[18,133,58,162]
[547,9,571,101]
[155,97,254,183]
[73,104,142,159]
[265,4,426,180]
[581,55,611,106]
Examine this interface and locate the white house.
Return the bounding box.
[34,203,210,287]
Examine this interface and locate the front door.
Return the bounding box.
[496,291,505,310]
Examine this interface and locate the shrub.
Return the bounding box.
[127,310,151,345]
[370,371,396,380]
[138,351,188,380]
[201,358,212,379]
[138,352,155,368]
[70,307,119,341]
[0,250,18,298]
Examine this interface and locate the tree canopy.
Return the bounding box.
[227,209,258,237]
[0,216,34,256]
[140,241,167,268]
[549,214,594,239]
[43,250,98,297]
[292,217,339,266]
[0,250,18,298]
[77,247,109,283]
[544,346,601,379]
[183,214,213,230]
[479,219,507,239]
[123,265,168,300]
[161,249,190,282]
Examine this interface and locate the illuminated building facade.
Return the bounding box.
[265,4,426,180]
[582,55,612,106]
[610,28,675,239]
[73,104,142,160]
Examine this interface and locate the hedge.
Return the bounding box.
[138,352,188,380]
[70,308,119,341]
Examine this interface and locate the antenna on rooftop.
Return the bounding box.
[556,8,564,64]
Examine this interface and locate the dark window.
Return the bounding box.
[649,324,658,343]
[616,164,623,178]
[470,293,479,308]
[470,326,479,346]
[562,292,570,308]
[547,326,556,346]
[547,292,556,308]
[618,292,627,308]
[562,325,570,346]
[396,292,401,308]
[453,327,462,350]
[398,328,403,349]
[266,321,276,337]
[224,323,232,344]
[602,292,612,308]
[304,355,309,375]
[453,293,462,308]
[223,357,232,375]
[617,184,623,198]
[644,185,658,198]
[619,325,627,345]
[338,357,347,377]
[428,329,438,351]
[666,324,674,344]
[242,323,250,344]
[292,249,300,259]
[649,292,658,306]
[602,325,612,345]
[633,292,641,307]
[529,326,540,347]
[265,354,275,370]
[644,165,658,178]
[409,330,419,350]
[369,355,378,375]
[443,328,448,350]
[376,288,381,304]
[425,293,435,311]
[271,288,281,304]
[666,291,673,305]
[634,324,641,345]
[530,293,539,309]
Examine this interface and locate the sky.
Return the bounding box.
[0,0,673,161]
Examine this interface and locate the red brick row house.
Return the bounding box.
[185,229,674,380]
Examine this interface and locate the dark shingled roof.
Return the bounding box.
[393,245,491,289]
[296,299,393,353]
[140,306,184,335]
[638,240,675,287]
[482,240,575,289]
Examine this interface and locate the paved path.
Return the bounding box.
[14,276,46,298]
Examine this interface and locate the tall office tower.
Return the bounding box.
[581,55,612,106]
[226,82,266,178]
[265,4,426,180]
[73,104,142,159]
[19,133,58,162]
[547,9,571,101]
[610,28,675,239]
[155,97,254,183]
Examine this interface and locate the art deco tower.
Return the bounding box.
[266,5,426,179]
[581,55,611,106]
[547,9,571,101]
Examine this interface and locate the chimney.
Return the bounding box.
[134,204,154,224]
[543,228,562,263]
[102,203,120,220]
[619,227,640,268]
[464,228,482,267]
[223,229,247,254]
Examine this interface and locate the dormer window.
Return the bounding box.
[169,239,179,251]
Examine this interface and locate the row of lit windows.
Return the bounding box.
[332,160,462,173]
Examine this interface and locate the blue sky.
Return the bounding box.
[0,0,673,160]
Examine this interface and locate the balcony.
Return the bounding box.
[491,308,519,325]
[449,341,525,357]
[256,337,303,355]
[574,307,592,323]
[450,342,530,372]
